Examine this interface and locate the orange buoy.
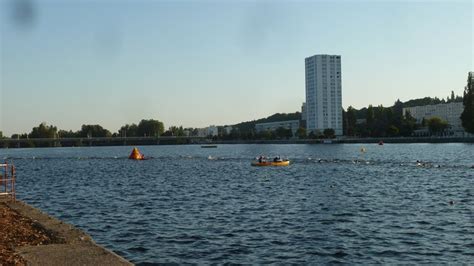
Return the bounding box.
[129,147,145,160]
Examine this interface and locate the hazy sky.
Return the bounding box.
[1,0,472,136]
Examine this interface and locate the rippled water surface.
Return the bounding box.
[1,144,473,264]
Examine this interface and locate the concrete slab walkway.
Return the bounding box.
[2,198,132,266]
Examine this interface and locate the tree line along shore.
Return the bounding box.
[1,79,473,148]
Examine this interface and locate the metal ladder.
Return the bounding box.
[0,162,16,201]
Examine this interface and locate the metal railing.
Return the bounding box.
[0,162,16,201]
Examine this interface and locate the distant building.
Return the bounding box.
[196,126,218,137]
[223,126,233,135]
[305,54,343,136]
[183,129,191,137]
[207,126,218,137]
[255,120,300,135]
[403,102,466,136]
[196,128,207,137]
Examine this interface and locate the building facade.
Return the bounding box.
[223,126,233,135]
[196,126,218,137]
[403,102,466,136]
[255,120,300,135]
[305,54,343,135]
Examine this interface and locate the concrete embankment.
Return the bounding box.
[1,198,132,266]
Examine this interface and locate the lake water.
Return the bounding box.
[1,144,473,264]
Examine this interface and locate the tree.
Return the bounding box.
[78,124,111,138]
[389,102,404,137]
[345,106,357,136]
[308,131,318,139]
[161,130,173,137]
[137,119,164,137]
[260,129,275,140]
[387,125,400,137]
[400,111,417,137]
[118,124,138,137]
[323,128,335,139]
[366,105,375,136]
[461,72,474,134]
[12,133,28,139]
[177,126,185,137]
[229,128,241,139]
[29,122,58,138]
[295,127,306,139]
[0,131,3,138]
[58,130,78,138]
[427,117,449,135]
[372,105,389,137]
[403,97,444,107]
[168,126,185,137]
[275,127,292,139]
[242,130,255,140]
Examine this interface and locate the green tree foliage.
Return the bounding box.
[345,106,357,136]
[403,95,461,107]
[240,131,255,140]
[461,72,474,133]
[137,119,164,137]
[307,131,317,139]
[167,126,185,137]
[119,124,138,137]
[427,117,449,134]
[391,99,403,129]
[231,128,241,139]
[275,127,293,139]
[446,90,463,103]
[296,127,306,139]
[372,105,388,137]
[29,122,58,138]
[258,129,275,140]
[403,97,444,107]
[161,130,173,137]
[366,105,375,135]
[345,101,418,138]
[58,130,78,138]
[323,128,335,139]
[11,133,28,139]
[78,124,111,138]
[387,125,400,137]
[400,111,417,137]
[0,131,3,138]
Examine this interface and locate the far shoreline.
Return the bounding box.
[1,136,474,148]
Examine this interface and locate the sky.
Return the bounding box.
[0,0,472,136]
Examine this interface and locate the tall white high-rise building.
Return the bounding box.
[305,54,343,135]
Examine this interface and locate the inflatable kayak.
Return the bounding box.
[251,160,290,167]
